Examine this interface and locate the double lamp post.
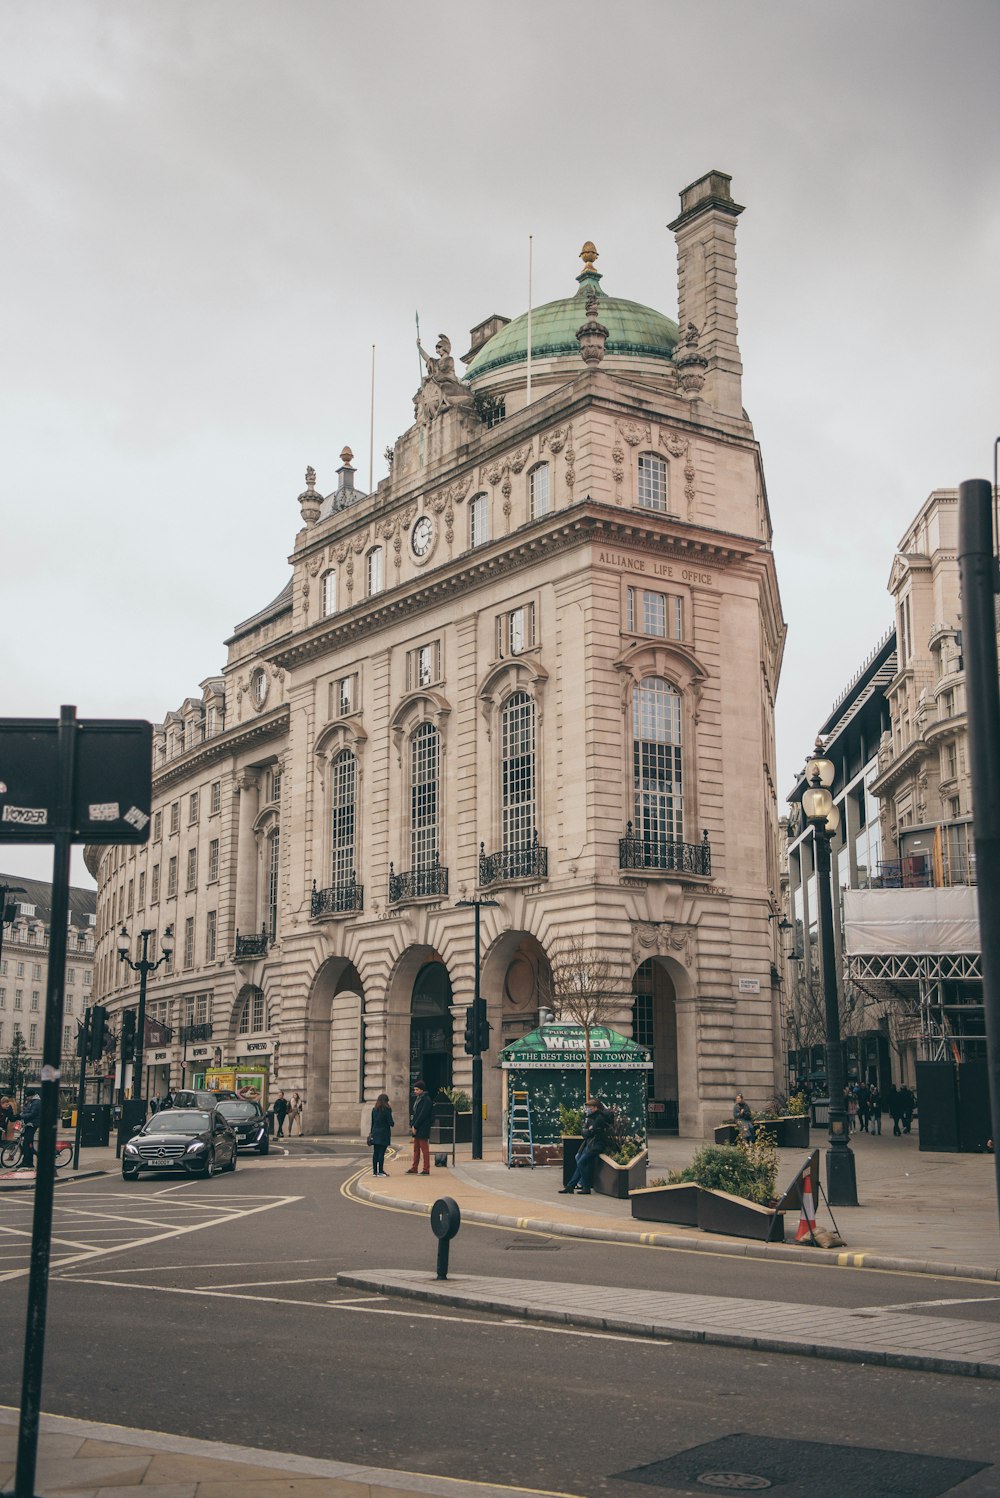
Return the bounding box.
[116,924,173,1112]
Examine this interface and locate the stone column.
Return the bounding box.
[234,771,260,939]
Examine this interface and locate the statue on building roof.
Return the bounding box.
[415,333,474,422]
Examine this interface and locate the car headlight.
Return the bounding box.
[185,1141,208,1153]
[124,1142,140,1155]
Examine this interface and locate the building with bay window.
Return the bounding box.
[88,168,786,1137]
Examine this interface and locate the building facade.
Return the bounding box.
[89,169,787,1137]
[0,874,97,1094]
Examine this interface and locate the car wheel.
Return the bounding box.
[258,1140,269,1155]
[228,1149,237,1172]
[204,1154,216,1178]
[122,1166,139,1181]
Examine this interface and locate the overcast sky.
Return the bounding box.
[2,0,998,890]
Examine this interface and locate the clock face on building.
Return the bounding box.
[411,515,434,558]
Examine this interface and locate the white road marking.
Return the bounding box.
[865,1295,1000,1312]
[196,1275,342,1290]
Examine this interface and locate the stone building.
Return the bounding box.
[0,874,97,1091]
[89,168,787,1137]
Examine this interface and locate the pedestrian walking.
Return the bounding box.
[899,1085,915,1135]
[272,1091,290,1138]
[869,1085,882,1135]
[888,1084,902,1136]
[288,1092,303,1136]
[368,1093,394,1176]
[732,1091,755,1143]
[406,1079,433,1174]
[559,1097,613,1195]
[845,1086,858,1134]
[856,1085,870,1133]
[161,1090,174,1110]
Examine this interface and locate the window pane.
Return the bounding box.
[637,453,668,512]
[642,590,666,637]
[471,493,489,547]
[331,751,357,885]
[529,465,550,519]
[410,724,439,870]
[368,548,384,596]
[632,677,683,842]
[322,571,337,617]
[501,691,536,851]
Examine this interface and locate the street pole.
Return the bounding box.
[957,476,1000,1226]
[472,901,483,1161]
[72,1008,91,1171]
[132,929,153,1108]
[812,824,858,1205]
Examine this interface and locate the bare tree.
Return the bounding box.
[542,936,630,1099]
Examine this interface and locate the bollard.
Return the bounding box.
[430,1195,461,1279]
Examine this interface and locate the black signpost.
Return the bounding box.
[0,707,151,1498]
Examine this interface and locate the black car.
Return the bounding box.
[215,1098,269,1154]
[122,1108,237,1180]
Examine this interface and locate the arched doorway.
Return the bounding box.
[410,960,453,1097]
[632,958,679,1132]
[306,957,365,1133]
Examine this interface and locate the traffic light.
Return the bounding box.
[120,1008,136,1062]
[76,1017,88,1058]
[463,999,490,1055]
[87,1006,107,1061]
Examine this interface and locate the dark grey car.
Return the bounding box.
[215,1098,269,1154]
[122,1108,237,1180]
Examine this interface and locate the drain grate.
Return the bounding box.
[615,1434,989,1496]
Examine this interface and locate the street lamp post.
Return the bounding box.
[801,751,858,1207]
[116,924,173,1110]
[456,897,499,1160]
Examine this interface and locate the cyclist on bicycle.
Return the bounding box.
[19,1091,41,1170]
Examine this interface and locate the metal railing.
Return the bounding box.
[234,927,268,960]
[388,856,449,903]
[479,835,548,886]
[180,1022,210,1044]
[311,877,364,917]
[618,823,712,876]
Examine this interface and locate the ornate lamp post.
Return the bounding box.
[801,752,858,1206]
[116,924,173,1111]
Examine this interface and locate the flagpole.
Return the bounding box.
[369,344,375,493]
[526,235,533,407]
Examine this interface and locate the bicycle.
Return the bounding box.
[1,1126,73,1172]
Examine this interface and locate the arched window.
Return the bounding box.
[633,677,683,845]
[470,492,489,548]
[529,464,550,520]
[410,723,439,871]
[237,985,266,1035]
[501,691,536,851]
[330,749,357,887]
[266,830,280,941]
[321,570,337,618]
[367,546,384,597]
[637,452,669,513]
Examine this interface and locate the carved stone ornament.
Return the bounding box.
[576,292,609,365]
[543,424,569,456]
[564,431,575,492]
[378,517,396,541]
[659,428,688,460]
[510,442,533,475]
[618,420,649,448]
[630,920,695,971]
[351,528,370,555]
[484,461,504,488]
[612,440,625,484]
[673,322,708,395]
[308,553,324,578]
[501,476,512,501]
[298,465,321,526]
[334,541,350,563]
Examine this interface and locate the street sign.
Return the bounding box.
[0,717,152,844]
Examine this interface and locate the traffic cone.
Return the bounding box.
[795,1159,818,1242]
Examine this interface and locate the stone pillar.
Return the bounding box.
[668,170,745,419]
[234,771,260,939]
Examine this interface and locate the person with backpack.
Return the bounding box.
[406,1079,433,1174]
[19,1091,41,1170]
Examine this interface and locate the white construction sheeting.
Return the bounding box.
[843,885,981,956]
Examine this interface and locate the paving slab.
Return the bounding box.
[338,1268,1000,1380]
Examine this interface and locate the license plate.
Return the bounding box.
[149,1159,172,1166]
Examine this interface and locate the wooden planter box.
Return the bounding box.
[629,1182,700,1225]
[714,1124,738,1145]
[594,1151,647,1199]
[715,1116,811,1149]
[697,1188,784,1242]
[431,1111,473,1146]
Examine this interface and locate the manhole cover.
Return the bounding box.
[698,1476,771,1491]
[615,1434,989,1495]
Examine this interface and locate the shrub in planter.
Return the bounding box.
[558,1104,583,1137]
[669,1136,778,1206]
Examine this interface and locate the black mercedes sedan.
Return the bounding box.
[215,1098,269,1154]
[121,1108,237,1180]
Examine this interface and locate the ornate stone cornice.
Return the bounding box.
[272,503,762,673]
[151,707,290,793]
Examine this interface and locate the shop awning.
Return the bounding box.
[500,1023,651,1070]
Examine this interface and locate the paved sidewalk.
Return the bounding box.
[338,1268,1000,1381]
[0,1405,570,1498]
[359,1129,1000,1281]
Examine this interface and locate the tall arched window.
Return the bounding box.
[367,546,384,596]
[637,452,669,512]
[266,830,280,941]
[410,723,439,871]
[633,677,683,845]
[330,749,357,886]
[321,570,337,617]
[470,492,489,548]
[237,985,266,1035]
[529,463,550,520]
[501,691,536,851]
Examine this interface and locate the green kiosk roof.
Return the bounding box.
[500,1024,651,1070]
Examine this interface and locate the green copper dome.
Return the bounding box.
[464,252,679,382]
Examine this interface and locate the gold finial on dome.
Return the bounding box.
[340,446,354,466]
[579,241,599,273]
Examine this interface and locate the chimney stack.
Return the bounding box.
[668,170,745,418]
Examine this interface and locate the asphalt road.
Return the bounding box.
[1,1145,999,1497]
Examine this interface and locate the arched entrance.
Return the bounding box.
[410,960,453,1096]
[632,958,679,1132]
[306,957,365,1133]
[480,932,552,1134]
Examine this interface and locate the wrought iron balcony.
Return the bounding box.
[388,856,448,903]
[619,823,712,877]
[180,1022,211,1044]
[479,834,548,887]
[235,927,269,960]
[311,876,364,917]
